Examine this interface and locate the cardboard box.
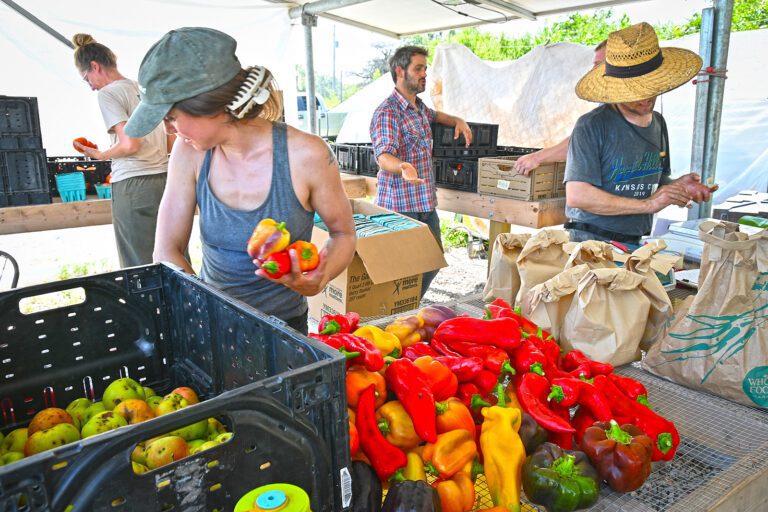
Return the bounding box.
[309,200,447,319]
[478,155,565,200]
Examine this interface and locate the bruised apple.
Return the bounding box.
[171,387,200,405]
[102,378,145,410]
[144,436,188,469]
[27,408,74,436]
[81,411,128,438]
[24,423,80,456]
[114,399,155,424]
[155,393,188,416]
[65,398,93,430]
[0,428,28,455]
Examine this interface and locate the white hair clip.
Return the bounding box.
[226,65,271,119]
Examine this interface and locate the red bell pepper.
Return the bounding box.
[608,373,652,408]
[413,356,459,402]
[571,405,597,447]
[433,316,523,352]
[386,359,438,443]
[442,339,510,374]
[581,420,653,493]
[471,369,499,396]
[516,372,575,434]
[310,333,384,372]
[547,403,574,449]
[261,250,292,278]
[356,385,407,480]
[593,375,679,461]
[561,350,614,378]
[403,342,440,361]
[317,313,359,335]
[510,339,547,376]
[435,355,484,382]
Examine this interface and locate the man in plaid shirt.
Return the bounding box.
[370,45,472,297]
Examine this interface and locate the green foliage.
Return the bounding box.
[58,260,112,281]
[296,65,362,106]
[439,222,469,249]
[402,2,767,64]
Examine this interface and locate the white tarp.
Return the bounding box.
[338,30,767,201]
[1,0,295,156]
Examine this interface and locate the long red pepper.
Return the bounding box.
[386,358,438,443]
[403,342,440,361]
[571,405,597,446]
[562,350,614,378]
[547,403,574,449]
[309,333,384,372]
[516,372,575,434]
[510,339,547,376]
[471,369,499,396]
[527,334,561,366]
[434,355,484,382]
[430,338,462,357]
[356,385,407,480]
[442,339,510,373]
[593,375,679,461]
[433,316,523,352]
[549,377,612,422]
[608,373,651,407]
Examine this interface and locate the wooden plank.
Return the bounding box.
[0,199,113,234]
[0,175,371,235]
[363,177,566,228]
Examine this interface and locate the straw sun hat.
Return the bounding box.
[576,22,703,103]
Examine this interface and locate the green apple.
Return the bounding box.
[0,428,28,455]
[24,423,81,456]
[81,411,128,438]
[65,398,93,430]
[187,439,207,454]
[146,395,163,414]
[132,461,150,474]
[155,393,188,416]
[214,432,233,444]
[82,402,106,424]
[169,419,208,441]
[206,418,227,441]
[131,443,148,466]
[144,436,188,469]
[0,451,24,466]
[194,440,220,453]
[102,378,145,410]
[142,387,156,399]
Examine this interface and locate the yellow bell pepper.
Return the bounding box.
[384,315,425,348]
[422,429,478,480]
[480,405,525,512]
[354,325,402,358]
[375,400,421,450]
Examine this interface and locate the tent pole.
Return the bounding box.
[689,0,734,220]
[302,12,318,135]
[0,0,73,49]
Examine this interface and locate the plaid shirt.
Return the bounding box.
[370,88,437,212]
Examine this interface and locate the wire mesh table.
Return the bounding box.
[367,294,768,512]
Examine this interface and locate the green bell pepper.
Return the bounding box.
[522,442,600,512]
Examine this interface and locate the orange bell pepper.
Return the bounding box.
[376,400,421,450]
[433,470,475,512]
[422,429,477,479]
[286,240,320,272]
[435,397,476,438]
[346,365,386,409]
[413,356,458,401]
[349,417,359,455]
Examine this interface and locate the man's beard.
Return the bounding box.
[404,71,426,94]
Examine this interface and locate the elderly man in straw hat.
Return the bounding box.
[564,22,717,245]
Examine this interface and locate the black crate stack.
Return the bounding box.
[432,122,499,192]
[0,96,51,207]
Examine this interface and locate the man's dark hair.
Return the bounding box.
[594,39,607,52]
[389,46,428,82]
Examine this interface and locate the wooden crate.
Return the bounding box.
[478,155,566,201]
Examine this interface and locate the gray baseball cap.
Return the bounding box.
[125,27,242,137]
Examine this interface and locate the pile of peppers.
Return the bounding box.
[246,218,321,278]
[335,298,680,512]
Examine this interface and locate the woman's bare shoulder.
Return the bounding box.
[284,124,336,170]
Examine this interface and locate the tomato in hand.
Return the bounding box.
[73,137,98,153]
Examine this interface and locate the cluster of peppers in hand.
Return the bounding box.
[246,218,320,278]
[340,297,680,511]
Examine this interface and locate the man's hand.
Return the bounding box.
[454,119,473,147]
[647,182,693,212]
[73,141,105,160]
[399,162,425,185]
[675,172,718,203]
[513,153,542,176]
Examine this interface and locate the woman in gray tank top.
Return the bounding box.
[123,28,356,334]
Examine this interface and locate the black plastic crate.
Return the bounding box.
[0,150,51,207]
[435,157,478,192]
[357,145,379,177]
[335,144,359,174]
[47,156,111,196]
[0,264,350,512]
[432,122,498,158]
[494,145,541,157]
[0,96,43,151]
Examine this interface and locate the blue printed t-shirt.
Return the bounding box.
[370,89,437,213]
[565,104,670,237]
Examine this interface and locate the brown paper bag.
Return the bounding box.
[623,241,675,351]
[522,264,591,340]
[515,229,570,307]
[643,221,768,408]
[563,240,617,270]
[483,232,531,305]
[561,267,650,366]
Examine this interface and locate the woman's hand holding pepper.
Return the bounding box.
[255,246,329,296]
